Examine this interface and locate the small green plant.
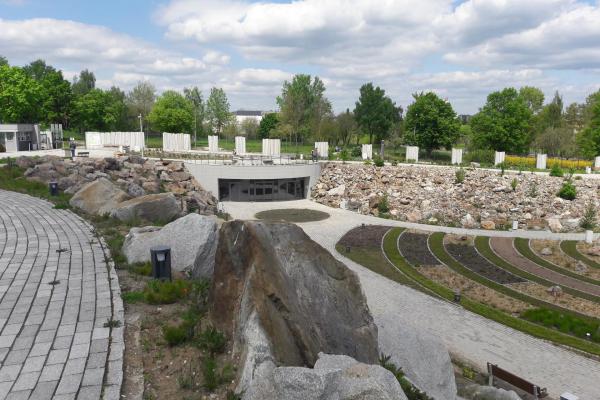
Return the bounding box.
[373,156,384,167]
[103,318,122,328]
[557,181,576,200]
[499,162,506,176]
[377,194,390,214]
[528,181,539,198]
[364,159,372,165]
[197,326,227,355]
[163,324,188,346]
[130,262,152,276]
[122,291,144,303]
[143,279,191,304]
[391,160,398,166]
[340,148,349,163]
[510,177,518,191]
[455,168,465,184]
[378,353,433,400]
[580,202,597,230]
[226,391,242,400]
[550,163,564,177]
[202,356,219,391]
[462,366,476,380]
[351,146,361,158]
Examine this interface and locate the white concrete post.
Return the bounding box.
[536,154,547,170]
[512,220,519,230]
[494,151,505,165]
[235,136,246,155]
[586,166,591,174]
[208,135,219,153]
[595,156,600,170]
[585,230,594,244]
[361,144,373,160]
[262,139,281,157]
[451,148,463,165]
[406,146,419,162]
[315,142,329,158]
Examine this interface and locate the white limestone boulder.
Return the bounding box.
[122,213,218,278]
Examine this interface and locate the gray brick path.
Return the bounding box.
[0,190,123,400]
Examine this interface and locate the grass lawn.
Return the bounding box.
[0,165,71,209]
[255,208,330,223]
[560,240,600,270]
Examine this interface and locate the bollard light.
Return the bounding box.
[49,181,59,196]
[345,245,351,253]
[454,289,461,303]
[150,245,172,281]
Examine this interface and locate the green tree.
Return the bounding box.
[353,83,398,144]
[0,55,7,67]
[470,88,533,153]
[258,113,278,139]
[0,65,44,123]
[206,87,231,135]
[336,109,357,146]
[23,59,55,81]
[184,86,204,142]
[72,69,96,96]
[22,60,72,125]
[404,92,460,155]
[71,88,128,131]
[104,86,129,131]
[148,90,194,133]
[240,118,259,139]
[577,90,600,158]
[519,86,545,114]
[127,81,156,130]
[277,74,331,144]
[565,102,586,134]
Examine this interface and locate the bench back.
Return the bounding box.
[487,363,547,398]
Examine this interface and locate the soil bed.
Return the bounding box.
[255,208,329,223]
[398,231,440,267]
[338,224,391,248]
[531,239,600,280]
[445,239,526,285]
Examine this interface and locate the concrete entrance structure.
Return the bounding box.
[0,124,42,152]
[235,136,246,155]
[315,142,329,158]
[262,138,281,157]
[163,133,191,152]
[406,146,419,162]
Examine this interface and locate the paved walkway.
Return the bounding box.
[223,199,600,399]
[491,237,600,297]
[0,190,123,400]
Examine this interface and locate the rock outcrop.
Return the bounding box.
[245,352,408,400]
[313,163,600,232]
[462,384,522,400]
[122,213,218,277]
[69,178,130,216]
[210,220,379,394]
[110,193,181,223]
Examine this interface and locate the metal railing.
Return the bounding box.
[142,149,321,166]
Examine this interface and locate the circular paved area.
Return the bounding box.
[224,199,600,399]
[0,190,123,400]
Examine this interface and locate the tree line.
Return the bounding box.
[1,55,599,158]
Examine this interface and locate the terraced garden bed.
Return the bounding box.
[398,231,440,267]
[445,238,526,285]
[573,241,600,268]
[530,239,600,280]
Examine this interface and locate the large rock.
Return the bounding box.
[110,192,181,223]
[244,352,407,400]
[462,384,521,400]
[210,220,378,393]
[122,214,218,277]
[69,178,130,216]
[377,315,457,400]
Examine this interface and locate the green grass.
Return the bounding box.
[143,279,192,305]
[560,240,600,270]
[0,166,72,208]
[255,208,330,223]
[476,237,600,305]
[514,238,600,286]
[522,308,600,342]
[122,291,144,304]
[162,324,189,347]
[380,229,600,356]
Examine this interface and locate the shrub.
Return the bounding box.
[377,194,390,214]
[391,160,398,166]
[464,149,494,165]
[498,162,506,176]
[373,156,384,167]
[351,146,361,157]
[122,291,144,304]
[580,203,597,230]
[550,163,564,177]
[197,326,227,355]
[364,159,372,165]
[163,324,188,346]
[510,178,518,191]
[528,182,539,198]
[130,262,152,276]
[143,279,191,304]
[340,148,349,162]
[557,181,576,200]
[455,168,465,184]
[203,356,219,391]
[521,308,599,342]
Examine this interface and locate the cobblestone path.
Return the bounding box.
[0,190,123,400]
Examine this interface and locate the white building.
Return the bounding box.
[234,110,264,125]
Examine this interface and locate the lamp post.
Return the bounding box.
[138,114,144,158]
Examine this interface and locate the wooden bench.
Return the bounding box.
[77,152,90,158]
[487,363,548,399]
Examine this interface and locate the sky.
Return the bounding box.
[1,0,600,114]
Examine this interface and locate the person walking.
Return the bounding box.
[69,140,76,159]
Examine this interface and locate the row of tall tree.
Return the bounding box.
[0,57,233,138]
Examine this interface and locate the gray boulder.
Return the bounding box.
[211,221,379,395]
[378,315,457,400]
[122,213,218,277]
[110,192,181,223]
[462,384,522,400]
[69,178,130,216]
[244,353,407,400]
[126,182,146,197]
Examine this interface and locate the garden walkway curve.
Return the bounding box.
[0,190,123,400]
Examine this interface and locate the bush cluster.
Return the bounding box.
[557,181,576,200]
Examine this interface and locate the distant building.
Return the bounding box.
[459,114,472,124]
[234,110,264,125]
[0,124,42,152]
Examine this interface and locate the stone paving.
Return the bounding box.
[224,199,600,399]
[0,190,123,400]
